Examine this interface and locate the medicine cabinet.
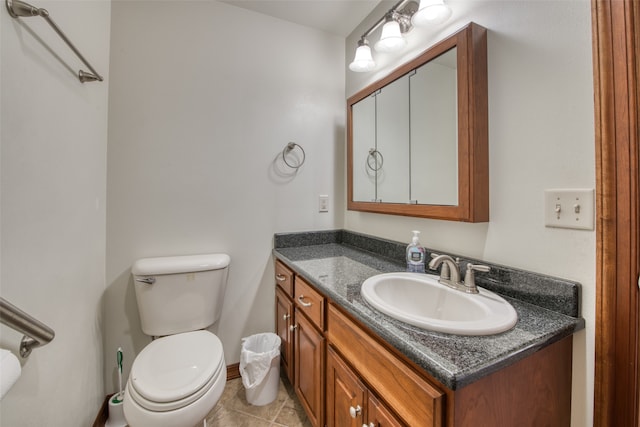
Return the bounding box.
[347,23,489,222]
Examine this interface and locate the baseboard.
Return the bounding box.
[93,364,241,427]
[92,394,112,427]
[227,362,240,380]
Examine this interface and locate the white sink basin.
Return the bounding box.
[360,272,517,335]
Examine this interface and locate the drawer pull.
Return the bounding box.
[349,405,362,418]
[276,274,287,282]
[283,313,291,321]
[363,424,374,427]
[298,295,312,307]
[289,324,298,332]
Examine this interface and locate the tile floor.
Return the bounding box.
[202,376,312,427]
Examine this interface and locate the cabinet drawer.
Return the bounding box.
[294,277,325,330]
[275,260,294,297]
[328,304,444,427]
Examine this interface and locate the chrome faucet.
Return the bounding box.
[428,254,490,294]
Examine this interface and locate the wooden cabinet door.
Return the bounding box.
[276,286,294,382]
[366,393,404,427]
[326,346,366,427]
[294,309,325,427]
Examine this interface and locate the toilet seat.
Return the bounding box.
[128,330,224,412]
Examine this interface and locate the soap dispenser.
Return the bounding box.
[406,230,426,273]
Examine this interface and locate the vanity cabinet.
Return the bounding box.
[328,303,444,427]
[275,286,294,381]
[293,276,325,427]
[327,346,403,427]
[274,259,573,427]
[275,261,326,427]
[293,304,325,427]
[275,261,295,381]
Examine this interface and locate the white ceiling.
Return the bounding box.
[220,0,382,37]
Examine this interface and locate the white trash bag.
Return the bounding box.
[239,333,281,406]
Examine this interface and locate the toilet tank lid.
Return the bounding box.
[132,254,230,276]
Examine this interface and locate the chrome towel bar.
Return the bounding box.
[6,0,103,83]
[0,297,55,358]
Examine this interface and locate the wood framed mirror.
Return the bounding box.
[347,22,488,222]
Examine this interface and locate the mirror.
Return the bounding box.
[347,23,488,222]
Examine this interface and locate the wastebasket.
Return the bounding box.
[239,332,281,406]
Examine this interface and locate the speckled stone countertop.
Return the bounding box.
[273,230,585,390]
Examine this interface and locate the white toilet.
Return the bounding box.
[123,253,230,427]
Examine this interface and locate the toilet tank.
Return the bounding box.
[131,253,230,337]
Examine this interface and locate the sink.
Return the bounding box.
[360,272,517,335]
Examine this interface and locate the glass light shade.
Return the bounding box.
[412,0,452,26]
[374,20,406,52]
[349,44,375,72]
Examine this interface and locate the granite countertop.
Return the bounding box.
[273,231,585,390]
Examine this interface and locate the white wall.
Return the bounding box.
[0,1,595,424]
[0,0,110,425]
[104,1,344,391]
[345,1,595,426]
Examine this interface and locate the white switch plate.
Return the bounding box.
[319,195,329,212]
[544,188,594,230]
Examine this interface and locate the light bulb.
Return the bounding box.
[349,40,375,72]
[412,0,452,26]
[374,19,406,53]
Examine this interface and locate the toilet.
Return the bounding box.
[123,253,230,427]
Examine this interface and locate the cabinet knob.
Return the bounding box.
[362,424,375,427]
[289,324,298,332]
[349,405,362,418]
[283,313,291,321]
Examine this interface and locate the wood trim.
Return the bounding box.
[592,0,640,425]
[227,362,240,381]
[92,394,111,427]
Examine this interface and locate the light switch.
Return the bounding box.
[544,188,594,230]
[319,195,329,212]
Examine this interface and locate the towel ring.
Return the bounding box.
[367,148,384,171]
[282,142,305,169]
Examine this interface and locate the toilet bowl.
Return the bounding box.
[124,253,230,427]
[123,330,226,427]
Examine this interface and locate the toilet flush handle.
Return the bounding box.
[135,277,156,285]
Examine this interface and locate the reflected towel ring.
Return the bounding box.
[367,148,384,171]
[282,142,306,169]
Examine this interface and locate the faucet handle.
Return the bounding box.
[467,263,490,273]
[463,263,490,293]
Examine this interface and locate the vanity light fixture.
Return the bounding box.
[348,0,452,72]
